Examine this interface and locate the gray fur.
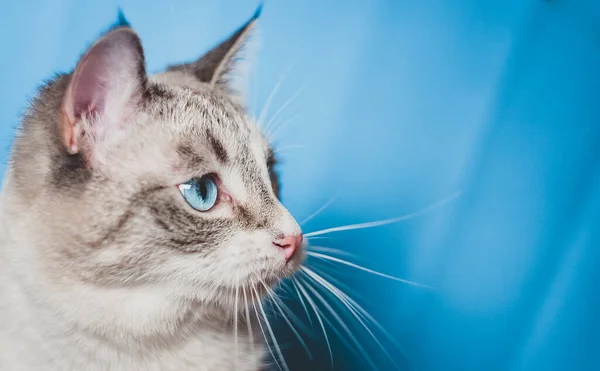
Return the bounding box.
[0,9,302,371]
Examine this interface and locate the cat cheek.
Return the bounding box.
[208,200,234,219]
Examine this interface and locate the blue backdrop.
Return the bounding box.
[1,1,599,370]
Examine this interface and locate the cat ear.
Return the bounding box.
[61,27,147,155]
[166,5,261,104]
[111,8,132,29]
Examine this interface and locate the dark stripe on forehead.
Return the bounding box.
[177,144,204,169]
[143,83,176,101]
[206,130,228,163]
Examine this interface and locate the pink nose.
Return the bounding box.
[273,234,303,261]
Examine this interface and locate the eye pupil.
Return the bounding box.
[178,175,218,212]
[199,181,208,199]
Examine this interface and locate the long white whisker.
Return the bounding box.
[251,63,259,119]
[264,84,306,138]
[234,273,239,368]
[302,267,404,369]
[290,278,313,327]
[242,286,255,360]
[300,192,341,226]
[266,285,311,333]
[301,267,389,336]
[272,144,306,154]
[250,286,281,371]
[259,281,313,360]
[253,285,289,371]
[303,265,371,307]
[306,245,358,260]
[305,192,461,238]
[305,236,331,242]
[271,282,296,302]
[294,276,379,368]
[257,64,294,129]
[268,115,299,142]
[261,282,308,331]
[298,276,379,371]
[270,151,298,160]
[307,251,431,289]
[292,276,333,368]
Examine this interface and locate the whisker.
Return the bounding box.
[290,278,313,327]
[259,281,313,360]
[267,285,311,333]
[250,286,281,371]
[305,236,331,242]
[302,267,404,370]
[305,191,461,238]
[253,285,289,371]
[301,264,371,307]
[307,251,431,289]
[270,144,305,160]
[270,152,296,160]
[300,192,341,226]
[268,115,300,142]
[272,144,306,154]
[271,281,296,302]
[297,280,372,368]
[242,286,255,358]
[257,64,295,130]
[234,274,239,368]
[292,276,334,368]
[251,65,259,120]
[298,276,379,371]
[264,84,306,138]
[294,276,379,369]
[261,281,305,327]
[306,245,358,260]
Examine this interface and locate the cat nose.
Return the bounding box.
[272,234,303,261]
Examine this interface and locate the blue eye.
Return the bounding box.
[178,175,219,212]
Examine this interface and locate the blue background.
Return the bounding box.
[1,0,599,370]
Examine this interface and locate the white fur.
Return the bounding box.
[0,194,264,371]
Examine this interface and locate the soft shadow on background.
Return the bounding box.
[1,1,599,370]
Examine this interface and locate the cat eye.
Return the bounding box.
[178,175,219,212]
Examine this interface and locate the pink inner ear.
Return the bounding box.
[69,39,135,121]
[70,54,111,120]
[62,29,146,153]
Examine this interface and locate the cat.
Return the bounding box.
[0,6,305,370]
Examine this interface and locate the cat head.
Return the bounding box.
[9,7,303,313]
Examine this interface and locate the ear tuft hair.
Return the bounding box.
[110,8,132,30]
[252,2,263,20]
